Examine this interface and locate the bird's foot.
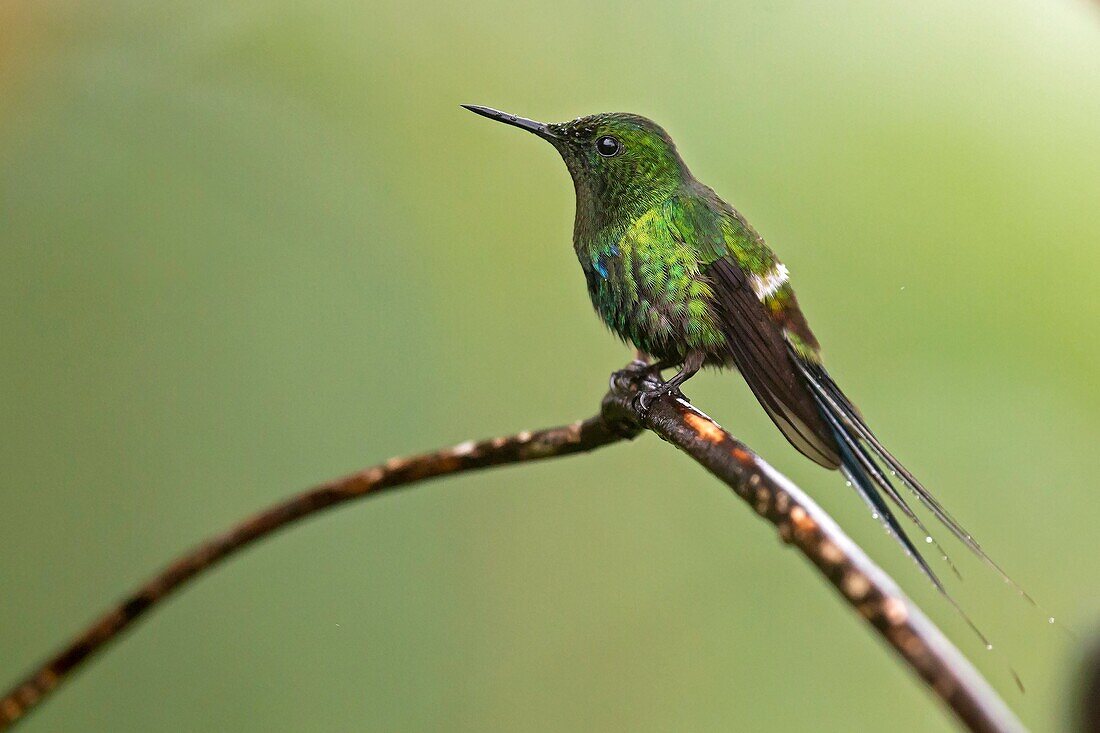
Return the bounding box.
[632,383,685,417]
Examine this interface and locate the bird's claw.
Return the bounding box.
[632,384,683,416]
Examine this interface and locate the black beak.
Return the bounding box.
[462,104,557,140]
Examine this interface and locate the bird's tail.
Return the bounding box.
[789,351,1034,605]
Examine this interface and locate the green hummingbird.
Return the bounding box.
[463,105,1024,596]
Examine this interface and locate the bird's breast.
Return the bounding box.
[577,236,724,362]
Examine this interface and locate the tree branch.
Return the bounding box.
[0,416,632,729]
[602,363,1026,733]
[0,363,1025,733]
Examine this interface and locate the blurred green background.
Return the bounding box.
[2,1,1098,730]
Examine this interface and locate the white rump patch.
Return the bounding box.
[750,263,789,301]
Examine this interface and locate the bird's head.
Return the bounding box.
[463,105,691,224]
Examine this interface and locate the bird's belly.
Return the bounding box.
[586,273,720,363]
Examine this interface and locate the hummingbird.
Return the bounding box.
[462,105,1025,597]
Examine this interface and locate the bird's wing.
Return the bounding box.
[665,194,840,468]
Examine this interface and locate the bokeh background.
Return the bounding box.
[2,1,1099,730]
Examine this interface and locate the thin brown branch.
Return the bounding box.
[1,363,1026,732]
[602,363,1026,733]
[0,416,632,729]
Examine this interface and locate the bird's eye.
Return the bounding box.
[595,136,621,157]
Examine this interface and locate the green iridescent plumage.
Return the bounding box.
[543,114,813,366]
[464,105,1028,600]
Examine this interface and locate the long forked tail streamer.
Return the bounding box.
[792,354,1039,598]
[790,350,1030,690]
[800,356,1077,648]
